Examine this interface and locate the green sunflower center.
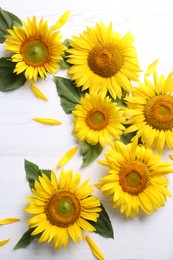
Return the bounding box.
[119,161,148,194]
[86,109,108,130]
[45,191,81,227]
[87,43,123,77]
[144,95,173,130]
[21,39,49,67]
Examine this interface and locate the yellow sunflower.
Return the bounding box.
[98,140,172,217]
[67,22,140,99]
[124,71,173,153]
[25,169,101,248]
[72,93,125,147]
[5,11,70,81]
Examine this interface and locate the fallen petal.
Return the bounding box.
[33,118,62,125]
[30,84,48,101]
[0,238,10,246]
[0,218,20,225]
[57,146,78,167]
[55,10,70,29]
[86,236,105,260]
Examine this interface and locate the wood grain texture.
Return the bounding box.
[1,0,173,259]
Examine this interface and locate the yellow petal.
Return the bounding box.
[0,218,20,225]
[86,236,105,260]
[57,146,78,167]
[30,84,48,101]
[169,154,173,161]
[146,58,159,75]
[0,238,10,246]
[33,118,62,125]
[55,10,70,29]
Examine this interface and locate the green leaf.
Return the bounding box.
[41,169,52,179]
[111,88,128,107]
[0,57,26,91]
[120,131,136,145]
[0,8,22,43]
[114,96,127,107]
[81,141,103,167]
[25,160,42,189]
[59,39,71,69]
[54,76,84,114]
[25,160,52,189]
[14,228,35,249]
[89,203,114,239]
[59,59,70,69]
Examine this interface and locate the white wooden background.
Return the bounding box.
[1,0,173,259]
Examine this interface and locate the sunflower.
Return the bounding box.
[67,22,140,99]
[124,71,173,153]
[98,140,172,217]
[5,11,70,81]
[25,169,101,248]
[72,93,125,147]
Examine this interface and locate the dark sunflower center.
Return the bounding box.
[86,109,108,130]
[87,43,123,77]
[119,161,148,194]
[144,95,173,130]
[45,191,81,227]
[21,39,49,67]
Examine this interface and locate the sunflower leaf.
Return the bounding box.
[25,160,52,189]
[59,39,71,69]
[54,76,85,114]
[89,203,114,239]
[0,57,26,91]
[111,88,128,107]
[81,141,103,167]
[120,131,136,144]
[25,160,42,189]
[41,169,52,179]
[14,228,35,249]
[0,8,22,43]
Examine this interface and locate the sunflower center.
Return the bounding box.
[86,109,108,130]
[45,191,81,227]
[119,161,148,194]
[21,39,49,67]
[144,95,173,130]
[87,43,123,77]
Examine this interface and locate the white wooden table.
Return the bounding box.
[1,0,173,259]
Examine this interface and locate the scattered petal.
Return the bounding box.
[146,59,159,75]
[55,10,70,29]
[86,236,105,260]
[0,218,20,225]
[30,84,48,101]
[33,118,62,125]
[57,146,78,167]
[0,238,10,247]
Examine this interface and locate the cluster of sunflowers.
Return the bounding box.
[1,7,173,259]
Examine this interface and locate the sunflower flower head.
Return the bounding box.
[5,11,70,81]
[98,140,172,217]
[124,70,173,153]
[67,22,140,99]
[25,169,101,249]
[72,93,125,147]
